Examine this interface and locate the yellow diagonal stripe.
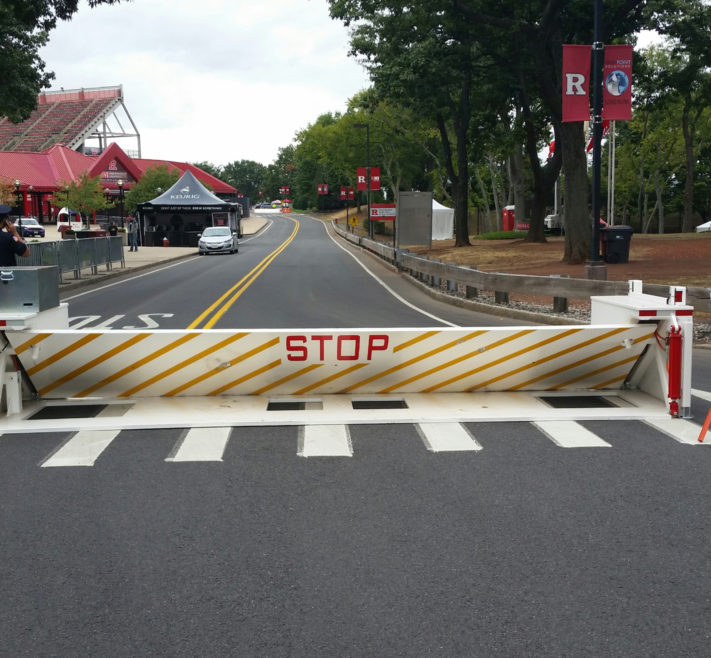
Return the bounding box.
[253,363,323,395]
[75,333,199,397]
[38,334,150,396]
[294,363,368,395]
[394,331,440,353]
[164,337,280,396]
[209,359,282,395]
[421,329,537,393]
[509,328,636,390]
[26,334,102,376]
[119,332,247,397]
[467,329,583,391]
[378,332,492,393]
[13,333,50,355]
[549,333,654,390]
[338,331,488,393]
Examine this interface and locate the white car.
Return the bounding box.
[197,226,238,255]
[695,220,711,233]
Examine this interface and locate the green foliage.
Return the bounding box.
[53,172,108,226]
[478,231,528,240]
[123,164,181,213]
[221,160,267,202]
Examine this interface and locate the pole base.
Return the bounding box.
[584,260,608,280]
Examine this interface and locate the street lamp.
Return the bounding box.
[354,123,372,239]
[117,179,124,227]
[13,179,21,223]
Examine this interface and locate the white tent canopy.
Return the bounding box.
[432,199,454,240]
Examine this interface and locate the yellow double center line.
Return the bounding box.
[189,217,299,329]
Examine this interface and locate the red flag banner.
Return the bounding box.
[357,167,367,191]
[562,45,592,122]
[370,167,381,191]
[602,44,633,121]
[317,184,323,195]
[340,186,346,200]
[348,187,354,200]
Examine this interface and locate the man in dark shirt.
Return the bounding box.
[0,206,30,266]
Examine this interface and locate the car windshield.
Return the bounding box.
[17,218,39,226]
[202,227,231,237]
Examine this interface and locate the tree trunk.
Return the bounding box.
[559,122,590,263]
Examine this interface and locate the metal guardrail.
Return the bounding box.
[25,237,125,282]
[333,222,711,313]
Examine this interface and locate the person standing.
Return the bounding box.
[0,205,29,266]
[108,221,118,237]
[126,215,138,251]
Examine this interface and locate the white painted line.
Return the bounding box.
[166,426,231,462]
[299,424,353,457]
[41,429,119,467]
[317,217,458,327]
[534,421,611,448]
[692,388,711,403]
[418,422,482,452]
[644,418,711,445]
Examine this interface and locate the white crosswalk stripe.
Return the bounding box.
[41,429,120,467]
[533,421,612,448]
[418,423,482,452]
[298,424,353,457]
[166,427,232,462]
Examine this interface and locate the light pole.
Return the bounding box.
[117,178,125,228]
[586,0,607,280]
[14,180,21,223]
[354,123,371,239]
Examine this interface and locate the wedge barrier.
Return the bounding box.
[0,278,693,419]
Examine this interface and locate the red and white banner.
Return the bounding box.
[602,44,633,121]
[370,167,381,191]
[357,167,367,191]
[348,187,354,200]
[562,45,592,122]
[340,186,346,200]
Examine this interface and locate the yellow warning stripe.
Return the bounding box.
[164,337,280,396]
[253,363,323,395]
[25,334,102,376]
[393,331,440,353]
[478,328,626,391]
[548,333,653,390]
[13,332,51,355]
[378,331,491,393]
[119,332,248,397]
[38,334,151,396]
[467,329,584,391]
[591,373,629,389]
[421,329,537,393]
[556,354,640,390]
[75,333,200,397]
[510,328,638,390]
[293,363,368,395]
[338,331,488,394]
[209,359,282,395]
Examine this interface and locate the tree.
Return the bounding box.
[221,160,267,203]
[0,1,126,121]
[53,172,109,227]
[190,161,223,180]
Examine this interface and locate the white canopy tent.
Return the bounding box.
[432,199,454,240]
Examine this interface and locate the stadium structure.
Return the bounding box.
[0,85,242,245]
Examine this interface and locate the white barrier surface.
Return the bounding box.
[5,325,656,400]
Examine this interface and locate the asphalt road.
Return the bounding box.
[2,213,711,656]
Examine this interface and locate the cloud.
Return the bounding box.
[38,0,370,165]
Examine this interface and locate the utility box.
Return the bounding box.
[502,205,515,231]
[0,266,60,314]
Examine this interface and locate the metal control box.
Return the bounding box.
[0,266,60,313]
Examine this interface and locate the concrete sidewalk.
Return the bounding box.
[56,215,267,293]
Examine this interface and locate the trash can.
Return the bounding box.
[601,225,633,263]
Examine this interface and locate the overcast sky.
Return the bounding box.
[39,0,370,167]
